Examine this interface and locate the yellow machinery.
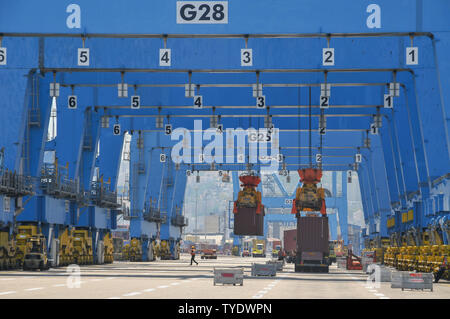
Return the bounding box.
[22,234,49,271]
[397,246,407,270]
[272,243,281,258]
[381,234,449,280]
[291,169,326,215]
[252,239,266,257]
[383,246,396,267]
[129,238,142,261]
[58,228,74,266]
[72,229,93,265]
[233,174,263,214]
[405,246,419,271]
[122,243,130,261]
[103,232,114,263]
[363,238,390,265]
[158,240,171,260]
[15,225,39,266]
[0,231,20,270]
[236,187,261,209]
[417,245,431,272]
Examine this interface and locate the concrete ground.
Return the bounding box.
[0,254,448,299]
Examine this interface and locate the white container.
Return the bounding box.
[213,268,244,286]
[251,263,277,276]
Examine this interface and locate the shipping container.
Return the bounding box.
[297,216,329,253]
[272,240,281,250]
[233,207,264,236]
[283,229,297,254]
[295,216,329,273]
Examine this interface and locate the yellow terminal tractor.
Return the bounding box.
[103,232,114,263]
[72,229,93,265]
[0,230,20,270]
[15,225,40,267]
[129,238,143,261]
[22,233,49,271]
[58,228,74,266]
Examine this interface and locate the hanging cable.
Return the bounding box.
[298,85,301,169]
[170,163,179,215]
[308,86,312,167]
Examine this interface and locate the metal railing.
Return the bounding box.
[90,181,121,209]
[40,163,78,200]
[143,207,168,223]
[0,168,34,197]
[171,215,188,227]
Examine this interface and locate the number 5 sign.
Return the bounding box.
[78,48,89,66]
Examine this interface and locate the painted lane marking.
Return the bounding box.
[252,294,263,299]
[374,293,384,297]
[52,284,66,287]
[123,292,142,297]
[380,297,390,299]
[170,283,180,286]
[107,297,121,299]
[0,291,16,295]
[25,287,44,291]
[368,289,377,292]
[143,288,155,292]
[157,285,169,289]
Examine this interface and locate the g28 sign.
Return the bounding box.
[177,1,228,24]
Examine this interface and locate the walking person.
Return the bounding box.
[190,245,198,266]
[434,256,448,283]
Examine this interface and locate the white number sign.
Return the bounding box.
[241,49,253,66]
[0,47,6,65]
[68,95,77,109]
[78,48,89,66]
[160,49,171,66]
[406,47,418,65]
[323,48,335,66]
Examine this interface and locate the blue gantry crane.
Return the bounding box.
[0,0,448,270]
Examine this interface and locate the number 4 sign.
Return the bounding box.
[160,48,171,66]
[194,95,203,109]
